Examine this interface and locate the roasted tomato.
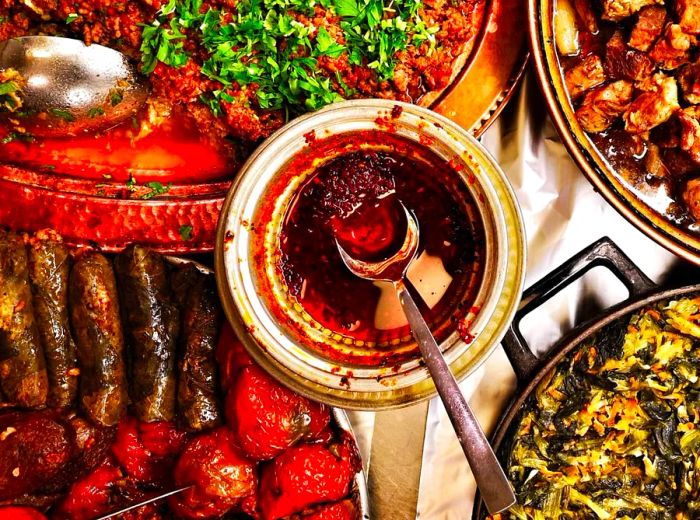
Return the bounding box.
[225,363,330,460]
[258,435,360,519]
[216,323,254,391]
[53,459,123,520]
[169,428,257,519]
[302,499,358,520]
[0,506,47,519]
[111,416,188,484]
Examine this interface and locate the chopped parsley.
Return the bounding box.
[126,174,137,190]
[109,89,124,106]
[87,107,105,118]
[179,224,193,240]
[65,13,79,24]
[49,108,76,122]
[0,69,24,113]
[1,131,34,145]
[141,181,172,200]
[140,0,439,115]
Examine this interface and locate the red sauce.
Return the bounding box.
[277,132,484,347]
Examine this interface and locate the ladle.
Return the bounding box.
[0,36,149,136]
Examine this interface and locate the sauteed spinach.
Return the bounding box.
[493,296,700,520]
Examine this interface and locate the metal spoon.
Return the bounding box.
[337,202,517,515]
[0,36,149,136]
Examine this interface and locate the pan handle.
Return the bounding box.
[502,237,655,383]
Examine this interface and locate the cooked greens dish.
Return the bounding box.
[494,296,700,520]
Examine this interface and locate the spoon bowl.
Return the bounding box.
[0,36,149,136]
[336,202,419,282]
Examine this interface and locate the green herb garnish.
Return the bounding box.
[50,108,76,122]
[179,224,193,240]
[110,90,124,106]
[141,181,173,200]
[1,131,34,145]
[65,13,79,24]
[139,0,440,116]
[0,69,24,113]
[87,107,105,118]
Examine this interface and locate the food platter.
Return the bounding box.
[0,230,368,519]
[0,0,527,253]
[472,238,700,519]
[529,0,700,265]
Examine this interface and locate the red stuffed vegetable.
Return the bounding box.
[52,459,123,520]
[0,506,47,519]
[216,323,254,391]
[258,434,361,519]
[111,416,188,484]
[225,362,330,460]
[169,427,257,519]
[302,499,358,520]
[53,458,162,520]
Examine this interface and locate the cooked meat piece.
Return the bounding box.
[601,0,663,21]
[678,106,700,162]
[650,24,697,70]
[574,0,599,33]
[576,80,635,133]
[677,0,700,34]
[651,117,682,147]
[565,55,606,98]
[605,31,655,81]
[684,177,700,219]
[644,142,671,177]
[624,73,680,133]
[629,6,667,51]
[678,62,700,103]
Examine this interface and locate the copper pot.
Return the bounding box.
[528,0,700,265]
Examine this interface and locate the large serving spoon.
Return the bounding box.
[0,36,149,136]
[336,202,517,515]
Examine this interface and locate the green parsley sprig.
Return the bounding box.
[139,0,440,116]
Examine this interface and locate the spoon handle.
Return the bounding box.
[395,280,516,515]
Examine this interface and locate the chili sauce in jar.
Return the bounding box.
[275,131,485,358]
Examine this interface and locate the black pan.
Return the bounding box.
[473,236,700,519]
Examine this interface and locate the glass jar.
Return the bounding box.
[215,100,525,409]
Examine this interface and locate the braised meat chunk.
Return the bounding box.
[566,55,606,98]
[576,81,635,132]
[563,1,700,226]
[605,31,656,81]
[624,73,680,133]
[678,105,700,161]
[629,6,667,51]
[678,62,700,103]
[574,0,599,33]
[601,0,663,21]
[677,0,700,34]
[649,24,697,70]
[683,177,700,218]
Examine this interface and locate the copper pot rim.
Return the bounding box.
[527,0,700,266]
